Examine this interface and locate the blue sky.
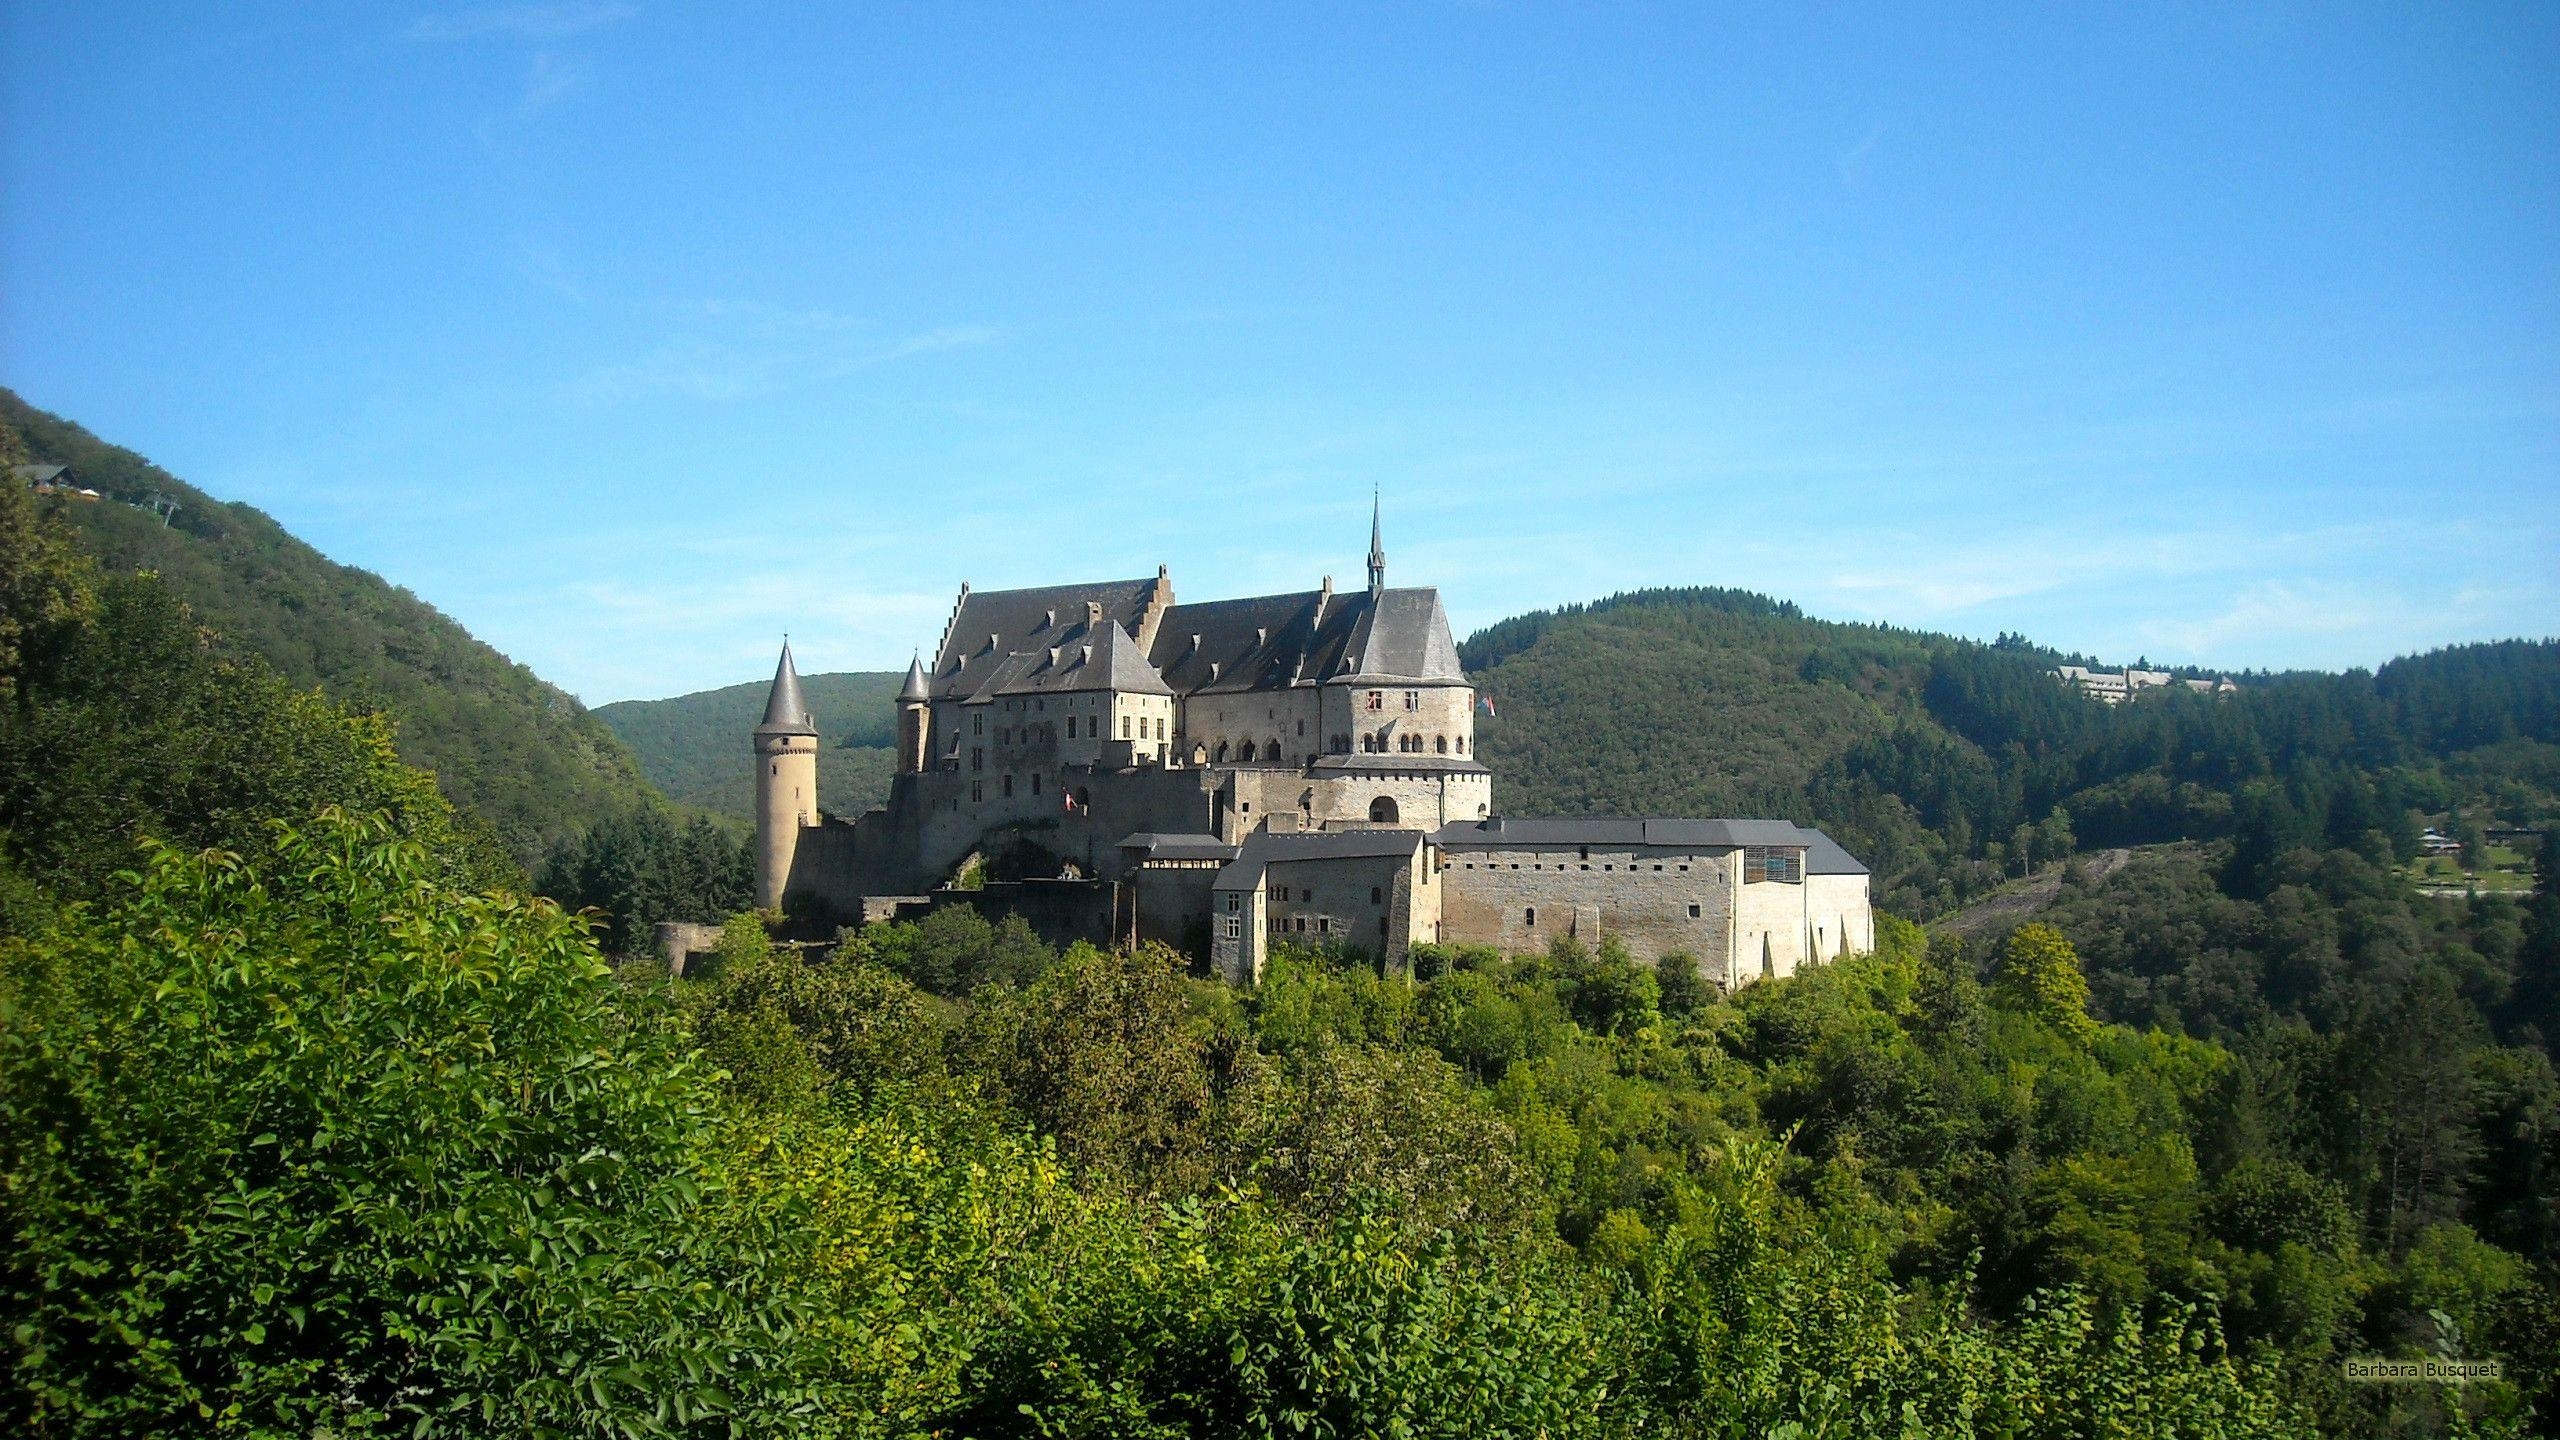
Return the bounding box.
[5,3,2554,703]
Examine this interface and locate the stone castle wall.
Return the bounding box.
[1439,844,1741,969]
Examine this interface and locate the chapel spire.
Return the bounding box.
[1367,488,1386,599]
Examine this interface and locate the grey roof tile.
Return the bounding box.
[756,642,817,735]
[1213,828,1423,889]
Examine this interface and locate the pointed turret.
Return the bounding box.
[896,653,932,773]
[1366,488,1386,599]
[752,640,820,911]
[757,641,817,736]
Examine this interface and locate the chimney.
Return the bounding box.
[1085,600,1103,631]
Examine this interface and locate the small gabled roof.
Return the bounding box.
[1075,618,1174,694]
[1213,828,1424,890]
[755,642,817,736]
[1118,832,1239,863]
[12,463,67,484]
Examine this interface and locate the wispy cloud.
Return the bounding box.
[2136,580,2405,659]
[1837,122,1887,186]
[570,306,998,403]
[518,52,589,112]
[404,2,633,43]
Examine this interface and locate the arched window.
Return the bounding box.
[1369,796,1400,823]
[1239,740,1256,762]
[1435,736,1447,753]
[1525,906,1537,927]
[1456,736,1466,754]
[1214,740,1229,762]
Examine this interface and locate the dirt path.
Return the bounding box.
[1935,847,2135,938]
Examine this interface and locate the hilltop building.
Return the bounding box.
[2053,664,2237,703]
[755,503,1872,989]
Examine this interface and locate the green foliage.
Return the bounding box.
[843,904,1056,996]
[0,521,512,908]
[536,805,754,959]
[0,811,805,1436]
[2,390,660,864]
[1997,922,2099,1043]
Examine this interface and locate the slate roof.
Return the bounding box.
[1149,585,1465,694]
[1431,817,1870,874]
[1342,588,1464,682]
[1213,828,1425,890]
[930,577,1161,702]
[924,573,1462,705]
[898,656,930,703]
[1117,833,1239,863]
[756,643,817,736]
[1073,619,1175,694]
[13,463,67,484]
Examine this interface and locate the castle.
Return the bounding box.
[754,504,1873,987]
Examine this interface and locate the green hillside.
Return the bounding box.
[1466,587,2560,915]
[594,671,905,821]
[0,389,660,863]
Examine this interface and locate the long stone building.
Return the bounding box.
[756,504,1872,988]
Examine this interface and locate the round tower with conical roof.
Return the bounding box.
[896,654,931,774]
[753,640,819,911]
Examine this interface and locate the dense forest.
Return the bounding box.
[1463,587,2558,919]
[0,389,659,864]
[8,409,2560,1432]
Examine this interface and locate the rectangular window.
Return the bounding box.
[1226,893,1240,912]
[971,748,983,772]
[1222,916,1240,939]
[1122,716,1131,738]
[971,780,982,802]
[1366,691,1383,711]
[1689,904,1702,918]
[1031,774,1041,795]
[1404,691,1418,710]
[1002,774,1014,797]
[974,714,984,735]
[1743,847,1803,883]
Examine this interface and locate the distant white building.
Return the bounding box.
[2052,664,2235,704]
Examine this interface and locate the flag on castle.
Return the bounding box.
[1478,695,1497,717]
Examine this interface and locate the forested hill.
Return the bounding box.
[595,671,906,820]
[1465,586,2560,915]
[0,389,659,863]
